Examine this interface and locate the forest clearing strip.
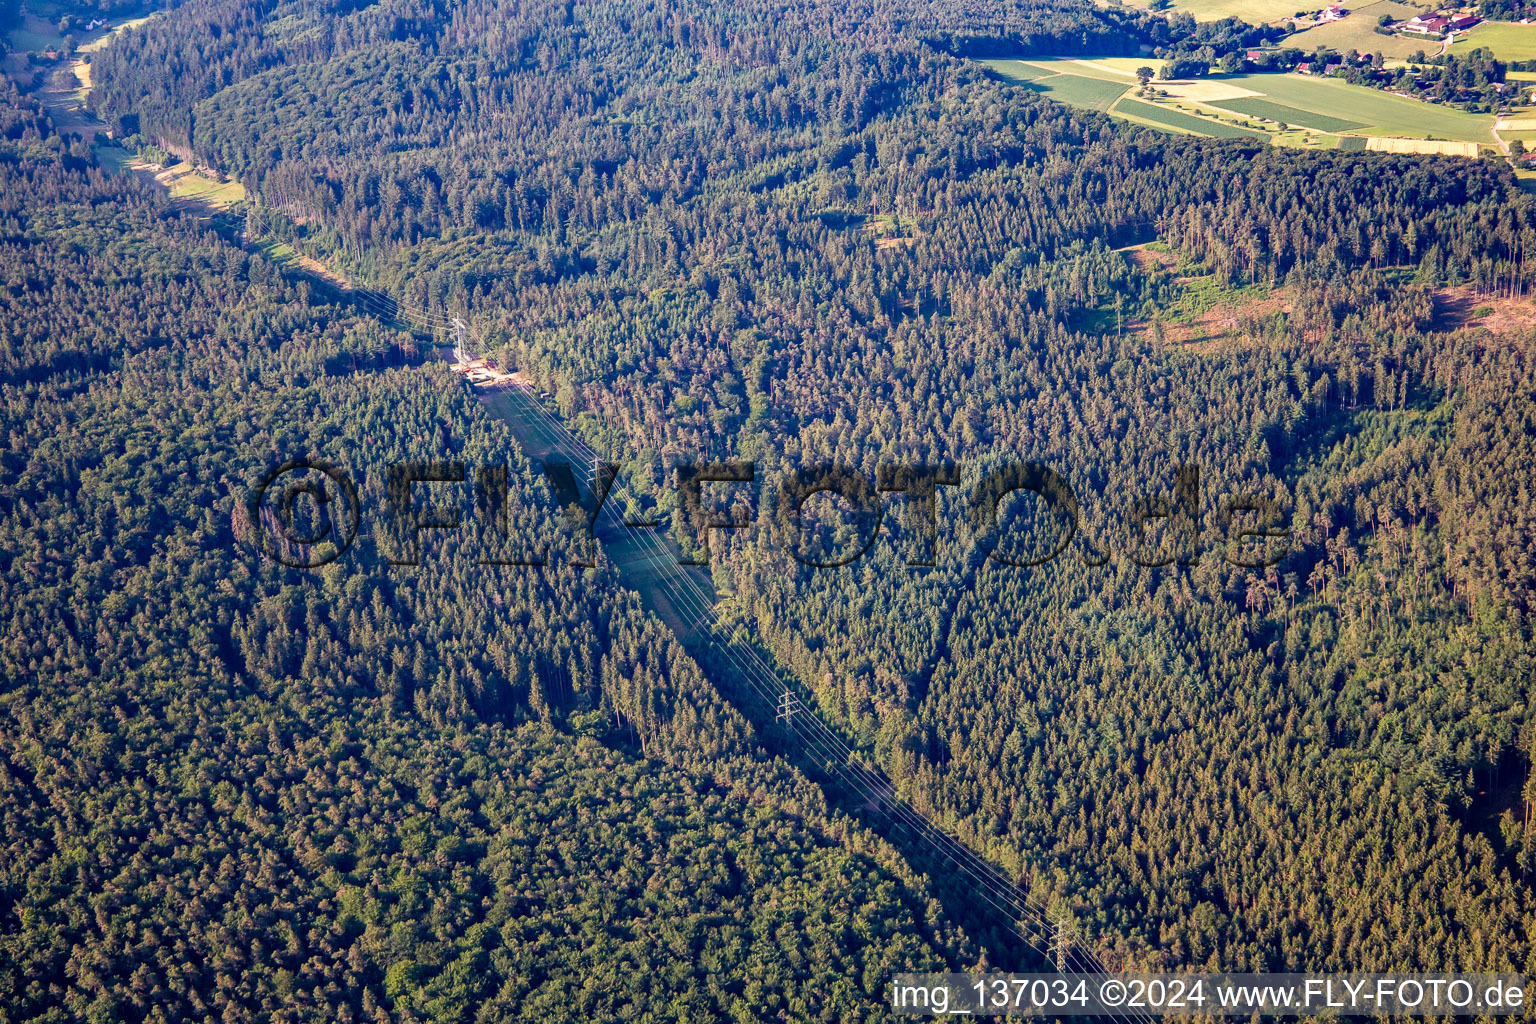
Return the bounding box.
[453,358,1157,1005]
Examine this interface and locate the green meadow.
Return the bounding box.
[1030,73,1136,110]
[1284,1,1435,60]
[1221,74,1494,142]
[1450,22,1536,61]
[983,58,1137,110]
[1207,96,1368,132]
[1116,98,1268,136]
[4,9,153,53]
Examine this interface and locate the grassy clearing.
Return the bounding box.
[78,14,154,52]
[1450,22,1536,61]
[5,10,152,54]
[254,239,300,266]
[5,14,66,52]
[1285,1,1432,59]
[155,162,247,208]
[1113,253,1287,348]
[1115,98,1268,136]
[1209,95,1368,131]
[250,239,358,288]
[94,145,137,173]
[1161,274,1274,325]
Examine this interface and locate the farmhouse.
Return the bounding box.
[1320,4,1348,21]
[1448,14,1479,30]
[1404,14,1451,34]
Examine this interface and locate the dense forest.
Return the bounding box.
[0,85,983,1020]
[6,0,1536,1014]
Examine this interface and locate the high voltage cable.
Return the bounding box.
[488,389,1078,967]
[501,388,1161,1024]
[435,346,1082,964]
[489,377,1153,1016]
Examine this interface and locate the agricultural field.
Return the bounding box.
[982,58,1141,110]
[983,57,1498,152]
[1284,1,1437,59]
[1117,98,1269,135]
[1033,71,1136,109]
[1365,136,1481,154]
[1450,21,1536,61]
[983,57,1146,84]
[1216,72,1495,141]
[1209,95,1368,131]
[983,58,1054,82]
[1228,73,1495,141]
[1115,0,1312,24]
